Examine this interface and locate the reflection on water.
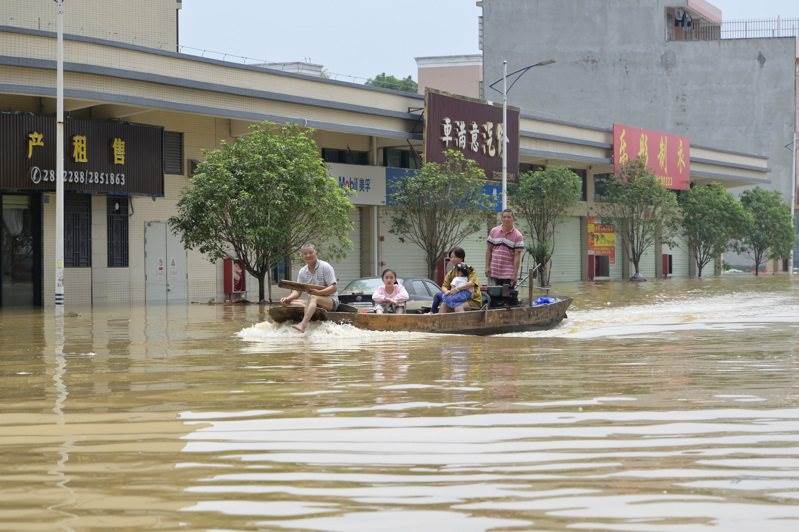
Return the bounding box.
[1,277,798,530]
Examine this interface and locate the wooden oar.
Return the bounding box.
[278,280,328,293]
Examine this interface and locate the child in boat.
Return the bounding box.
[372,269,409,314]
[442,263,474,312]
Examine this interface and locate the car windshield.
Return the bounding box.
[342,278,383,294]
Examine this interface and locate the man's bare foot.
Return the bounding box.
[292,323,306,333]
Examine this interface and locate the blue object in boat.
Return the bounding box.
[532,296,557,306]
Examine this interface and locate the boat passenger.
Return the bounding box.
[279,243,338,333]
[486,208,525,286]
[371,269,409,314]
[439,247,483,313]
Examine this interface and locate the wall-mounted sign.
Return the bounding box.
[0,113,164,196]
[587,216,616,264]
[613,124,690,190]
[327,163,387,206]
[424,89,520,182]
[386,167,501,213]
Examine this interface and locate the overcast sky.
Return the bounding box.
[180,1,799,82]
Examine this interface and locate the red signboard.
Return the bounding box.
[425,89,520,182]
[613,124,690,190]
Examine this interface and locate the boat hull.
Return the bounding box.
[268,298,571,336]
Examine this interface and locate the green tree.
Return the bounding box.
[600,158,682,280]
[366,72,418,93]
[512,167,582,287]
[738,187,794,276]
[680,183,749,278]
[169,122,353,302]
[388,150,493,279]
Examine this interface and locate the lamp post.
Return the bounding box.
[54,0,65,311]
[791,131,797,275]
[488,59,556,210]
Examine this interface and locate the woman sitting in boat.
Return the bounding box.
[441,262,480,313]
[372,269,409,314]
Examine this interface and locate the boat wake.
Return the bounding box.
[507,291,799,339]
[237,320,436,353]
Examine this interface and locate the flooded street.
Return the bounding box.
[1,277,798,530]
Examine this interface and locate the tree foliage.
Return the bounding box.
[600,158,682,279]
[680,183,749,278]
[738,187,794,276]
[366,72,418,93]
[512,167,582,286]
[388,150,493,279]
[169,122,353,302]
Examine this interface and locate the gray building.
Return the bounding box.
[480,0,798,267]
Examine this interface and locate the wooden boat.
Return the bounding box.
[268,297,572,336]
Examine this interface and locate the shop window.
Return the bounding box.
[593,173,614,202]
[107,196,129,268]
[383,148,419,169]
[65,193,91,268]
[321,148,369,165]
[518,163,545,175]
[570,169,587,201]
[163,131,184,175]
[271,257,292,283]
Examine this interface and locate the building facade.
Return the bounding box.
[480,0,798,267]
[0,3,774,309]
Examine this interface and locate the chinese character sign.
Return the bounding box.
[613,124,690,190]
[0,114,164,196]
[587,216,616,265]
[425,89,520,182]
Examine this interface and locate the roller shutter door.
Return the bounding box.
[666,236,690,278]
[639,244,657,279]
[460,228,489,275]
[609,231,624,280]
[550,217,581,283]
[328,210,362,288]
[379,208,428,280]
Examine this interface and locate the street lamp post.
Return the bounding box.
[791,131,797,275]
[489,59,556,210]
[55,0,65,311]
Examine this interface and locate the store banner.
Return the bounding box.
[327,163,386,205]
[424,89,520,182]
[587,216,616,264]
[612,124,690,190]
[0,113,164,196]
[386,167,501,213]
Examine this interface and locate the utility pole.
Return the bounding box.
[55,0,65,311]
[502,60,508,210]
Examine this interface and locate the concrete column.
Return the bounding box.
[359,206,376,277]
[714,256,722,277]
[654,236,664,279]
[579,216,589,281]
[621,240,630,280]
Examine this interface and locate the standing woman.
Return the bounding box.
[372,269,409,314]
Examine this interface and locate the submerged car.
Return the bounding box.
[338,277,442,312]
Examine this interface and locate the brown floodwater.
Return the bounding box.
[1,276,798,530]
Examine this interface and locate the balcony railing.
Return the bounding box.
[669,17,799,42]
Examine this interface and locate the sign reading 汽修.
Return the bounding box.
[613,124,690,190]
[424,89,520,182]
[0,113,164,196]
[587,216,616,265]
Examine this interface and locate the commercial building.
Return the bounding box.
[479,0,798,268]
[0,1,774,308]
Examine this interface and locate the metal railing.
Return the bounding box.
[722,18,799,39]
[177,45,369,84]
[670,17,799,42]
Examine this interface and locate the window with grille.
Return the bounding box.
[107,196,129,268]
[163,131,184,175]
[65,193,91,268]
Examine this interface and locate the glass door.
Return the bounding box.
[1,194,36,307]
